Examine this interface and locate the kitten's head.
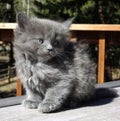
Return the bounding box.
[14,12,74,62]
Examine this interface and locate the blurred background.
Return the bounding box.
[0,0,120,98]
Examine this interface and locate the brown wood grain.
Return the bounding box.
[16,79,22,96]
[0,23,120,31]
[98,33,106,84]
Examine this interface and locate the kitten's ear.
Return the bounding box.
[62,17,75,30]
[16,11,30,32]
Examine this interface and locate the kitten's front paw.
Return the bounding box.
[38,102,59,113]
[23,99,39,109]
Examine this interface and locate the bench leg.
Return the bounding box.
[16,79,22,96]
[98,34,105,83]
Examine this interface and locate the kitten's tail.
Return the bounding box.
[94,87,119,100]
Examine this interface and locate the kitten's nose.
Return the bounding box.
[47,45,53,52]
[48,48,53,52]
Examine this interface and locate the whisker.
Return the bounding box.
[63,51,73,55]
[56,53,71,62]
[56,54,65,61]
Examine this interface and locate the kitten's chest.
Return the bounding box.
[30,63,61,82]
[27,63,61,94]
[46,59,70,73]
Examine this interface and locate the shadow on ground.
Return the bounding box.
[53,96,119,113]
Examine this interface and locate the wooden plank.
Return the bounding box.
[0,96,26,108]
[0,23,17,29]
[96,80,120,88]
[0,90,120,121]
[0,23,120,31]
[98,33,105,83]
[16,79,22,96]
[70,24,120,31]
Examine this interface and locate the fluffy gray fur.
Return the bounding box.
[14,12,96,113]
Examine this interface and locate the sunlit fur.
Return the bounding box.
[14,12,96,113]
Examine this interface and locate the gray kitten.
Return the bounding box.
[13,12,112,113]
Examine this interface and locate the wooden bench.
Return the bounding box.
[0,23,120,96]
[0,81,120,121]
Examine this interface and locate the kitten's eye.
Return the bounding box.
[53,40,59,46]
[38,38,43,44]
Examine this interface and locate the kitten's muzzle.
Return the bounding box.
[49,49,56,56]
[48,48,53,52]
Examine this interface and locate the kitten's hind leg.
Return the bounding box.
[38,82,72,113]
